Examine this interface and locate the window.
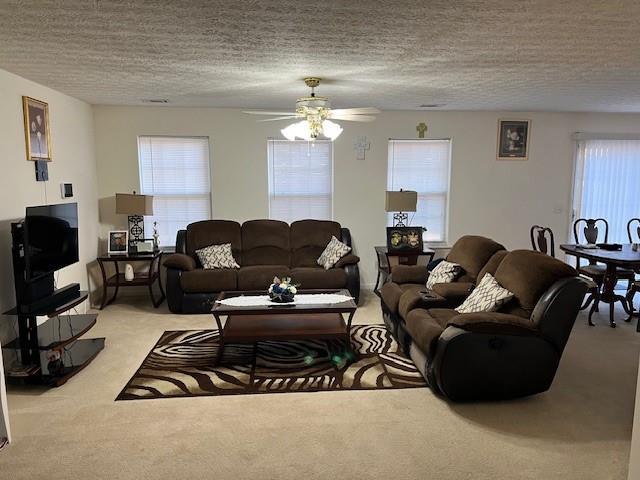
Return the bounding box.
[138,136,211,246]
[387,139,452,243]
[572,137,640,243]
[268,139,333,223]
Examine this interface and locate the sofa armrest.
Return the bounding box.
[164,253,197,271]
[447,312,537,336]
[334,254,360,268]
[391,265,429,285]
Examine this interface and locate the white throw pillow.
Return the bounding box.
[195,243,240,269]
[426,260,461,289]
[455,273,514,314]
[317,236,351,270]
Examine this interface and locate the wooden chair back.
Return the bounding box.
[573,218,608,244]
[627,218,640,243]
[530,225,555,257]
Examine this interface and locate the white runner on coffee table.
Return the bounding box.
[216,293,353,307]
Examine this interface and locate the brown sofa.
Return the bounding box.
[380,236,588,401]
[164,219,360,313]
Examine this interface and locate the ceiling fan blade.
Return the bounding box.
[330,107,380,115]
[256,116,300,122]
[329,114,377,122]
[243,110,297,116]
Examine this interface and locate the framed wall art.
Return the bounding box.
[22,96,52,161]
[497,119,530,160]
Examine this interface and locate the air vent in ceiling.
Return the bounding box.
[419,104,445,108]
[142,99,169,104]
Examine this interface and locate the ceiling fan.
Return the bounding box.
[243,77,380,141]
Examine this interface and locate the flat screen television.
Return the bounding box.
[24,202,79,282]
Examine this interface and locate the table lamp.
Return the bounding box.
[116,192,154,250]
[385,190,417,227]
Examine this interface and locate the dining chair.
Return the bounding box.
[530,225,555,257]
[627,218,640,243]
[626,218,640,328]
[572,218,635,325]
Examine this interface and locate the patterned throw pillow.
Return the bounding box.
[426,260,461,289]
[195,243,240,269]
[317,236,352,270]
[455,273,514,314]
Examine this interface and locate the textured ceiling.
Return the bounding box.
[1,0,640,111]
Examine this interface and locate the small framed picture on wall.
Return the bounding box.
[108,231,129,255]
[22,96,53,161]
[497,119,530,160]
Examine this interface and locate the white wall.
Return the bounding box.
[92,106,640,288]
[0,68,99,341]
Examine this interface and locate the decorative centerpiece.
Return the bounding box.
[268,276,298,303]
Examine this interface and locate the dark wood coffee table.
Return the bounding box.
[211,289,357,365]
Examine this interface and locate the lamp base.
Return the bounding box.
[393,212,409,227]
[127,215,145,250]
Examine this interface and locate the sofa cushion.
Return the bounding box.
[455,273,514,314]
[290,267,347,289]
[241,219,290,266]
[431,282,474,306]
[290,220,342,267]
[317,236,351,269]
[186,220,242,265]
[405,308,458,359]
[380,282,404,315]
[237,265,291,290]
[195,243,240,269]
[180,269,237,293]
[447,235,505,282]
[494,250,577,317]
[426,260,461,289]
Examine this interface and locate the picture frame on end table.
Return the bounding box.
[108,231,129,255]
[497,119,530,161]
[386,226,424,252]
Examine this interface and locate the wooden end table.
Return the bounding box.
[374,245,435,295]
[211,289,357,366]
[97,251,165,309]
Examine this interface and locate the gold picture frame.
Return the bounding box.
[497,119,530,161]
[22,96,52,161]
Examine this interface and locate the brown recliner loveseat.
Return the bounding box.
[380,236,588,401]
[164,219,360,313]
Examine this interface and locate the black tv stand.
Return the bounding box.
[2,288,105,387]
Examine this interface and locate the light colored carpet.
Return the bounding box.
[0,291,638,479]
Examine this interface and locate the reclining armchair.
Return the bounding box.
[384,249,588,401]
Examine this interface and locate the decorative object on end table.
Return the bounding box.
[135,240,154,253]
[22,96,52,161]
[152,221,160,251]
[268,276,298,303]
[497,119,530,160]
[386,226,424,252]
[115,192,153,251]
[385,190,417,227]
[124,264,135,281]
[108,231,128,254]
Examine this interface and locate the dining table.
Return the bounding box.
[560,244,640,329]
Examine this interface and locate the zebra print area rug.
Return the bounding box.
[116,325,426,400]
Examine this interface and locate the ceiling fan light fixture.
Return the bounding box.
[322,120,343,140]
[281,121,312,141]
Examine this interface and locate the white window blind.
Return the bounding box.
[387,139,452,243]
[268,139,333,223]
[573,138,640,243]
[138,136,211,246]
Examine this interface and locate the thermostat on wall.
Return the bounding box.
[61,183,73,198]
